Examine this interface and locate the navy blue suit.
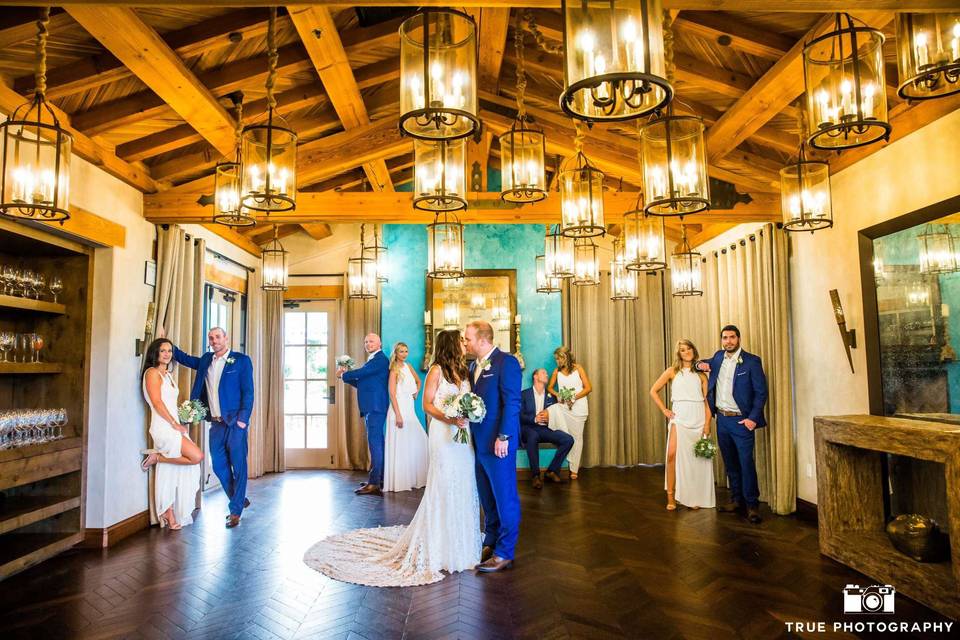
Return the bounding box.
[342,351,390,486]
[174,347,254,516]
[704,349,768,508]
[469,348,522,560]
[520,387,573,476]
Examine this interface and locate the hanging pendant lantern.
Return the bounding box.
[442,297,461,329]
[781,144,833,232]
[241,8,297,213]
[261,225,289,291]
[1,9,71,223]
[535,254,562,293]
[544,224,575,279]
[560,122,605,237]
[559,0,672,122]
[500,21,546,203]
[804,13,890,151]
[362,223,390,283]
[610,237,639,300]
[896,13,960,100]
[671,224,703,297]
[214,96,256,227]
[399,8,480,141]
[640,108,709,216]
[414,138,467,212]
[572,238,600,286]
[918,223,959,275]
[427,211,465,279]
[348,224,378,299]
[623,196,666,271]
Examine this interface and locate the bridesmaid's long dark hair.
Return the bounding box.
[431,330,468,385]
[142,338,174,379]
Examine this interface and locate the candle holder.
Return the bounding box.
[513,320,525,371]
[421,323,434,372]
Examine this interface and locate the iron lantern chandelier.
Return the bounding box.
[623,195,666,271]
[500,19,546,203]
[670,224,703,297]
[572,237,600,286]
[536,254,562,293]
[640,107,710,217]
[560,124,605,237]
[544,224,575,279]
[780,144,833,233]
[918,223,959,275]
[610,237,639,300]
[896,12,960,100]
[363,223,390,283]
[427,211,465,279]
[414,138,467,212]
[261,225,289,292]
[214,96,256,227]
[348,224,378,300]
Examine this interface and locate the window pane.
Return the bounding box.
[307,312,327,345]
[284,380,305,414]
[284,346,306,380]
[306,346,328,379]
[306,415,327,449]
[306,381,329,414]
[285,312,305,345]
[285,415,305,449]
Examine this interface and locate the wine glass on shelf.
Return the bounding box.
[32,333,44,363]
[0,411,12,449]
[0,332,13,362]
[1,265,15,295]
[49,275,63,304]
[32,272,45,300]
[56,408,67,440]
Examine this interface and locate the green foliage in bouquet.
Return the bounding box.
[693,436,717,460]
[177,399,208,424]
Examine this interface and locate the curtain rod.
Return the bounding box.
[208,248,255,273]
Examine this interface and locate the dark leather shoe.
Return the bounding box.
[481,546,494,563]
[531,475,543,490]
[225,498,251,520]
[718,500,742,513]
[225,515,241,528]
[476,555,513,573]
[356,484,382,496]
[747,507,762,524]
[545,471,567,484]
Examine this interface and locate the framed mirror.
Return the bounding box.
[426,269,517,355]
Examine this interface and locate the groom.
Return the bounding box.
[172,327,254,529]
[464,320,522,573]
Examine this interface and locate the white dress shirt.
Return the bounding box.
[206,351,230,418]
[716,348,742,413]
[533,388,545,414]
[474,346,496,383]
[367,349,382,361]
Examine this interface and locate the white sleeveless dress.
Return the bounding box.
[304,369,482,586]
[666,368,715,508]
[142,370,201,527]
[547,368,589,473]
[384,363,429,492]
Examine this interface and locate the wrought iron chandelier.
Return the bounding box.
[781,142,833,233]
[918,223,959,275]
[214,95,256,227]
[535,254,562,293]
[1,8,71,223]
[896,12,960,100]
[572,237,600,286]
[544,224,575,279]
[640,106,710,216]
[670,223,703,297]
[623,195,666,271]
[348,224,378,299]
[427,211,465,279]
[261,225,289,291]
[363,223,390,283]
[414,138,467,212]
[560,121,605,237]
[610,237,639,300]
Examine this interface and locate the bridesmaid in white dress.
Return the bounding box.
[304,330,482,586]
[649,339,715,511]
[140,339,203,530]
[546,346,592,479]
[384,342,428,492]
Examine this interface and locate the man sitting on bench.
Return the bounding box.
[520,368,574,489]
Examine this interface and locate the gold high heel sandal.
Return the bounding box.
[666,492,677,511]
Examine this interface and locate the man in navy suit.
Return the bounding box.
[520,368,573,490]
[172,327,254,529]
[465,320,521,573]
[337,333,390,496]
[697,325,768,524]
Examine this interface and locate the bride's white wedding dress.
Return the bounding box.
[303,368,481,586]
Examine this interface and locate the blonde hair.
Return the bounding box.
[672,339,705,379]
[389,342,409,372]
[467,320,494,343]
[553,346,576,373]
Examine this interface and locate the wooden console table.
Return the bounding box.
[814,415,960,619]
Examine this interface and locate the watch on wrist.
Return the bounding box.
[497,434,510,442]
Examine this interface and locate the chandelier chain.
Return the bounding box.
[521,11,563,55]
[662,10,675,87]
[266,7,278,110]
[35,7,50,98]
[573,119,585,154]
[234,100,243,145]
[514,14,528,118]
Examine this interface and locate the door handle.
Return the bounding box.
[329,385,336,405]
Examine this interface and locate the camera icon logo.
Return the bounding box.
[843,584,896,614]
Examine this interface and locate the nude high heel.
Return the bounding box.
[666,491,677,511]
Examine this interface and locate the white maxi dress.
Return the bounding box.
[384,363,429,492]
[547,368,589,473]
[666,368,716,508]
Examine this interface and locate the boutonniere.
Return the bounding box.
[736,357,743,365]
[226,356,236,365]
[476,357,492,373]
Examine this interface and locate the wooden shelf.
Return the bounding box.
[0,495,81,536]
[0,362,64,375]
[0,294,66,315]
[0,530,82,580]
[0,437,82,464]
[0,443,82,491]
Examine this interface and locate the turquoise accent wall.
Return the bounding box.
[381,223,563,467]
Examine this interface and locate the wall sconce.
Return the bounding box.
[513,313,525,371]
[136,301,156,357]
[829,289,856,373]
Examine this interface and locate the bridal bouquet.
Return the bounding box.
[442,392,486,444]
[177,399,208,425]
[693,436,717,459]
[557,387,576,406]
[335,354,355,369]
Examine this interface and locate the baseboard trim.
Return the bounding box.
[796,498,818,525]
[79,510,150,549]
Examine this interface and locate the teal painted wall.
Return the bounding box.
[381,223,563,468]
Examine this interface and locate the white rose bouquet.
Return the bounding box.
[693,436,717,459]
[335,354,356,369]
[557,386,576,407]
[177,399,208,424]
[442,392,487,444]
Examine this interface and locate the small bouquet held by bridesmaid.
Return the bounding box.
[442,392,486,444]
[335,354,356,370]
[177,399,208,425]
[557,386,576,407]
[693,436,717,459]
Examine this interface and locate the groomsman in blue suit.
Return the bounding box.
[172,327,254,529]
[338,333,390,497]
[520,368,573,490]
[697,325,768,524]
[465,320,522,573]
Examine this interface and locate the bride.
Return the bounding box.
[304,329,482,586]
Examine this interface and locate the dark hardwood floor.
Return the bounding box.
[0,467,949,639]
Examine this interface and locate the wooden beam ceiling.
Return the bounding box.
[201,224,261,257]
[472,8,511,92]
[0,8,72,51]
[1,2,949,9]
[673,12,793,60]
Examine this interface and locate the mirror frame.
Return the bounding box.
[425,268,518,354]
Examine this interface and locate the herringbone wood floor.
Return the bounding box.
[0,467,948,639]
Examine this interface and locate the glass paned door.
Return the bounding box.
[283,301,339,468]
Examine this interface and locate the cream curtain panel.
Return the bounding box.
[335,281,381,470]
[148,225,205,524]
[565,270,669,466]
[260,289,285,474]
[671,223,796,515]
[246,268,264,478]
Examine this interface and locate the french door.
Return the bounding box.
[283,301,340,468]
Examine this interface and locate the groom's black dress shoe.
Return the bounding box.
[356,484,382,496]
[531,475,543,490]
[545,471,566,484]
[476,555,513,573]
[718,500,742,513]
[747,507,763,524]
[225,498,251,520]
[481,546,494,563]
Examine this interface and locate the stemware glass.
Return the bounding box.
[0,411,11,449]
[0,331,13,362]
[49,276,63,304]
[32,333,44,363]
[32,273,45,300]
[1,265,15,295]
[56,408,67,440]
